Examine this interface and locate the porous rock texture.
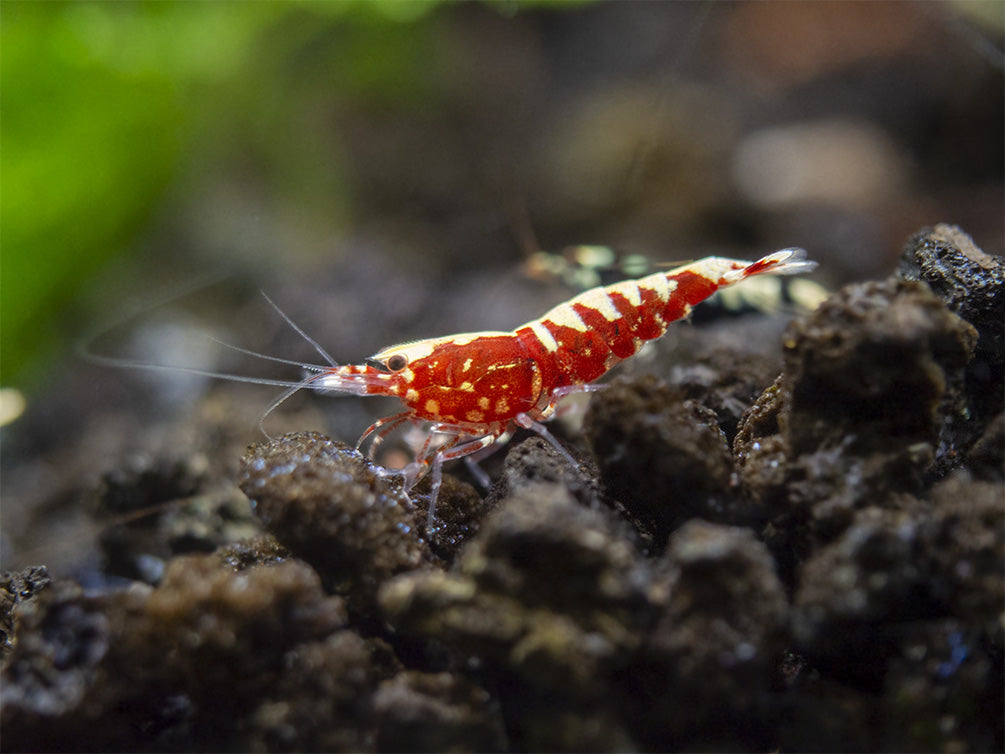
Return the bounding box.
[2,226,1002,752]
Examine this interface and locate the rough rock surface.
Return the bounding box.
[238,432,434,614]
[3,226,1002,753]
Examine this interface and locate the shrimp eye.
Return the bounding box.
[386,353,408,371]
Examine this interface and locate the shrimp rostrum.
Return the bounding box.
[289,248,816,524]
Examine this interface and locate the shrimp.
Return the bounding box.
[85,249,815,526]
[290,248,816,525]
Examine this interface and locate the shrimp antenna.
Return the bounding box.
[257,372,325,439]
[258,291,338,368]
[202,334,330,374]
[78,349,328,392]
[77,274,345,391]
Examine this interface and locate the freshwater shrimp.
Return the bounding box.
[86,248,815,527]
[278,247,817,525]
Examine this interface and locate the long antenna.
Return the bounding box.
[259,291,338,367]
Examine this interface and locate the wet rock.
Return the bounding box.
[240,630,379,753]
[140,554,348,713]
[0,555,347,751]
[791,471,1004,694]
[922,473,1004,640]
[379,483,661,750]
[96,452,260,584]
[666,346,784,441]
[625,521,788,749]
[372,671,507,753]
[898,224,1005,472]
[781,279,975,455]
[217,534,290,571]
[485,435,605,513]
[965,412,1004,481]
[882,619,1003,753]
[1,579,160,752]
[98,454,205,517]
[584,375,736,546]
[735,278,978,580]
[791,505,937,688]
[239,432,434,612]
[899,224,1003,365]
[380,484,655,682]
[416,473,488,564]
[0,566,51,664]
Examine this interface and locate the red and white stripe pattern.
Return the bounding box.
[515,248,813,389]
[319,248,813,429]
[309,247,814,525]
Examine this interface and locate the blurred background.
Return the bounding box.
[2,1,1002,574]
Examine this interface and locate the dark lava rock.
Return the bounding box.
[96,452,259,585]
[666,345,786,442]
[416,473,490,564]
[0,579,157,752]
[372,670,507,753]
[238,630,380,752]
[7,225,1002,753]
[239,432,434,612]
[380,482,661,751]
[899,224,1003,368]
[380,484,656,683]
[735,277,978,579]
[625,521,788,750]
[0,566,51,663]
[217,534,290,571]
[791,504,939,688]
[898,224,1005,473]
[922,473,1004,639]
[881,619,1003,753]
[0,555,348,752]
[965,411,1004,481]
[485,435,605,513]
[140,554,348,711]
[789,479,1004,750]
[584,374,736,546]
[780,279,975,456]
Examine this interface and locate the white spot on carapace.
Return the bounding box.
[494,397,510,414]
[478,396,490,410]
[465,409,485,423]
[460,381,474,391]
[462,358,473,372]
[424,398,440,415]
[406,389,419,402]
[530,321,558,351]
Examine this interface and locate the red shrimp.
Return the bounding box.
[295,248,816,524]
[86,248,815,526]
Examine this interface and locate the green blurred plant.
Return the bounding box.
[1,0,450,389]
